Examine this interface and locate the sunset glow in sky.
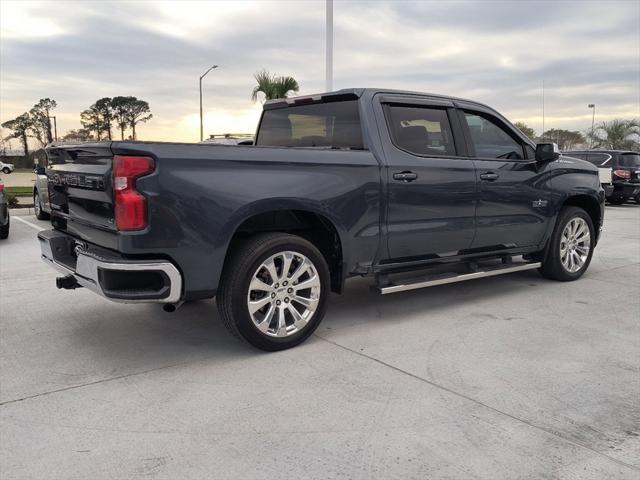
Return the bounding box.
[1,0,638,145]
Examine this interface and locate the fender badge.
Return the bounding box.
[532,199,548,208]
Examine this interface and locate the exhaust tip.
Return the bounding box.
[163,303,177,313]
[56,275,79,290]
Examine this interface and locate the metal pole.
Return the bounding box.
[52,116,57,141]
[199,65,218,142]
[326,0,333,92]
[590,104,596,148]
[199,77,203,142]
[542,80,545,141]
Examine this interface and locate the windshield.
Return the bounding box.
[619,153,640,167]
[256,100,364,149]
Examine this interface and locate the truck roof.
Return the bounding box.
[264,87,494,111]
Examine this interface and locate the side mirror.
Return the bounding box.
[34,165,46,175]
[535,143,560,163]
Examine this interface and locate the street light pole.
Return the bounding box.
[199,65,219,142]
[541,80,545,141]
[588,104,596,148]
[48,116,57,141]
[326,0,333,92]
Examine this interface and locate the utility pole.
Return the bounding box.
[48,116,57,141]
[542,80,545,141]
[199,65,218,142]
[326,0,333,92]
[588,104,596,148]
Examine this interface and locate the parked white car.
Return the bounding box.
[201,134,254,146]
[0,161,15,174]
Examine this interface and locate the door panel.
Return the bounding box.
[376,99,477,261]
[473,159,552,248]
[460,110,552,250]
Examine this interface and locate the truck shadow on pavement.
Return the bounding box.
[68,270,546,364]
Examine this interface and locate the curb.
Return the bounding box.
[9,208,36,216]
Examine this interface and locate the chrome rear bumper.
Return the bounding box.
[38,229,182,304]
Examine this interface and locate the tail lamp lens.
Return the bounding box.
[0,184,4,192]
[113,155,155,231]
[613,169,630,179]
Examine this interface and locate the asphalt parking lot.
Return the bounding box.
[1,206,639,480]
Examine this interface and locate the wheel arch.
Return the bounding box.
[562,194,602,243]
[218,200,348,293]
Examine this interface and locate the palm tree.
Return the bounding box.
[251,69,300,102]
[588,119,639,150]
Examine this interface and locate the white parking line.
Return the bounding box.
[12,216,44,232]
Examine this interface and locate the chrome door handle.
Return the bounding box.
[480,172,499,181]
[393,171,418,182]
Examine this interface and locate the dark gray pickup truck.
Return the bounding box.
[39,88,604,350]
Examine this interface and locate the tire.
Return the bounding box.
[217,232,330,351]
[33,191,50,220]
[2,168,10,174]
[0,217,9,239]
[608,197,625,205]
[539,206,595,281]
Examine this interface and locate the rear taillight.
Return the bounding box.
[113,155,155,231]
[0,184,4,192]
[613,169,630,180]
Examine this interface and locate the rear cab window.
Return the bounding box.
[256,100,364,150]
[384,105,457,156]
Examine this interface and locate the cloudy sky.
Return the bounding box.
[1,0,638,145]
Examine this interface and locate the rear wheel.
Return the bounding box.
[34,191,50,220]
[2,167,10,174]
[217,233,330,351]
[539,206,594,281]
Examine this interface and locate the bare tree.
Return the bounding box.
[30,98,57,143]
[126,99,152,140]
[94,97,114,140]
[2,113,33,158]
[111,96,134,140]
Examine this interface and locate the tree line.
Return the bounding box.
[1,99,57,158]
[77,96,152,141]
[514,120,639,151]
[1,96,152,156]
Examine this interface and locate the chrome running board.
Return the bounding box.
[376,262,541,294]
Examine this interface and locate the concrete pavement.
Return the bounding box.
[1,206,638,479]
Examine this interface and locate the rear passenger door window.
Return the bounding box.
[463,112,525,160]
[385,105,457,156]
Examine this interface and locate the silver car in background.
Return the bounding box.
[33,149,51,220]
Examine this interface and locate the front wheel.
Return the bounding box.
[539,206,595,281]
[217,233,330,351]
[2,168,10,174]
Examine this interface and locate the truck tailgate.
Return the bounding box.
[47,143,116,239]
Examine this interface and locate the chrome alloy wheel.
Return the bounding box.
[560,217,591,273]
[247,251,321,337]
[34,193,40,217]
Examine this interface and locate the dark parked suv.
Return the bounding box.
[564,150,640,204]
